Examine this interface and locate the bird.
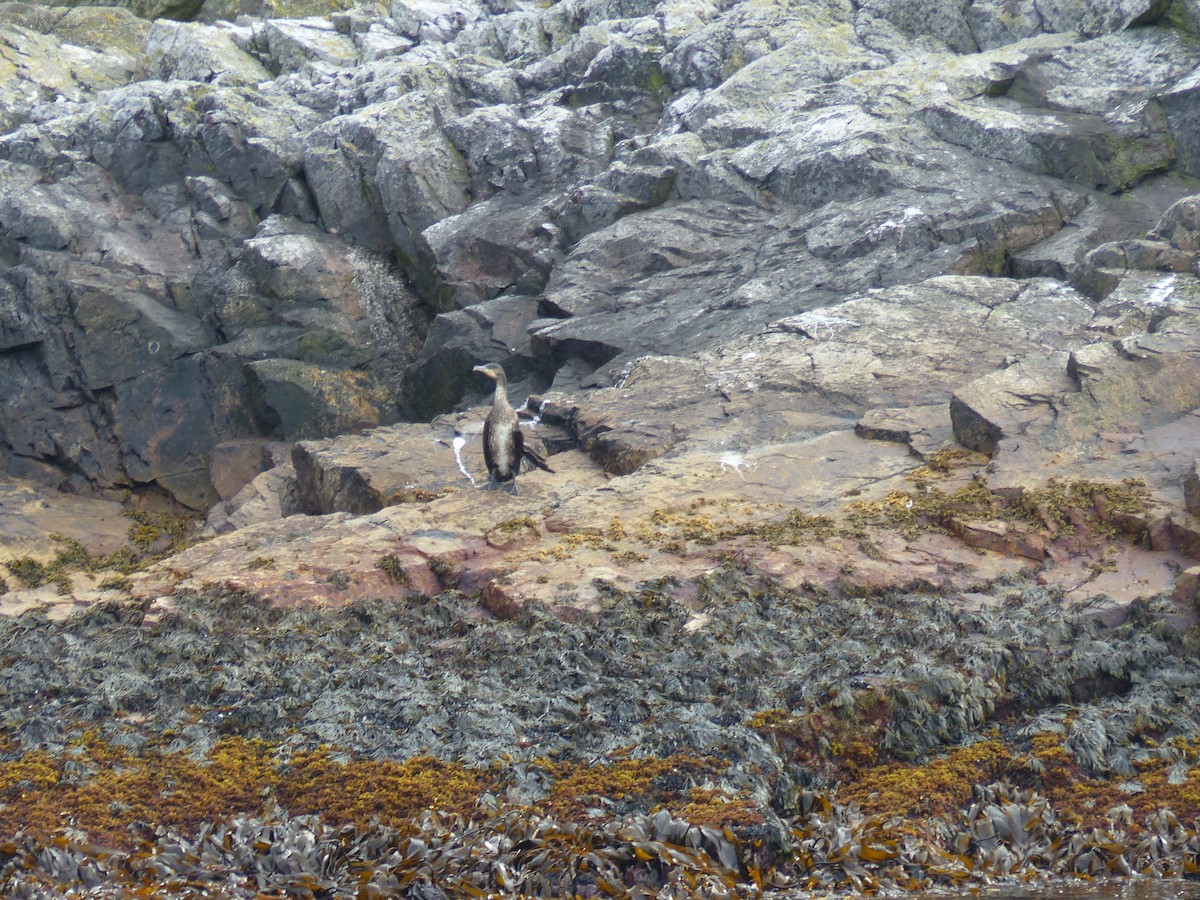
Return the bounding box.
[472,362,554,495]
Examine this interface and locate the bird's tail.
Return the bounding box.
[522,445,555,473]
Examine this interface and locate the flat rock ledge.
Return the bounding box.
[66,270,1189,633]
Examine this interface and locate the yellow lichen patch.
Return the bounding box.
[839,740,1013,819]
[745,708,790,730]
[1012,478,1152,538]
[524,528,611,563]
[841,477,1154,547]
[846,481,1005,539]
[0,744,60,792]
[623,504,833,555]
[907,447,988,483]
[492,515,540,535]
[385,487,446,504]
[124,509,193,554]
[750,510,837,547]
[277,751,488,827]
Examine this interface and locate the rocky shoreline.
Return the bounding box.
[0,574,1199,895]
[3,0,1200,895]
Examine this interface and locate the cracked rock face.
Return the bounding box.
[0,5,1197,630]
[0,0,1195,619]
[1,0,1198,509]
[0,0,1198,660]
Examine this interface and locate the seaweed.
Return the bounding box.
[0,562,1194,893]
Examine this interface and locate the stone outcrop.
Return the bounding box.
[3,0,1200,510]
[0,0,1197,614]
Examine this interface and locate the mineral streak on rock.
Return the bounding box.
[4,0,1200,894]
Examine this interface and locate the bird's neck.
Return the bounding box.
[492,383,510,412]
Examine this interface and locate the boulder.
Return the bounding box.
[950,354,1077,455]
[208,437,291,501]
[143,21,274,86]
[203,460,300,535]
[1147,194,1200,252]
[290,421,471,515]
[400,294,546,422]
[1161,68,1200,178]
[304,92,471,300]
[244,358,396,441]
[1172,565,1200,605]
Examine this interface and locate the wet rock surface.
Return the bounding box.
[3,0,1200,895]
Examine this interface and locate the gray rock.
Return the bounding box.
[1148,194,1200,252]
[1071,238,1195,299]
[401,294,545,422]
[262,17,359,70]
[419,192,566,309]
[390,0,480,41]
[858,0,978,55]
[661,0,853,91]
[242,223,356,305]
[963,0,1045,49]
[966,0,1171,46]
[950,353,1077,455]
[1048,0,1172,37]
[185,175,258,240]
[917,98,1173,194]
[143,21,274,86]
[304,92,470,299]
[245,357,396,441]
[1006,27,1200,117]
[178,87,323,219]
[1161,67,1200,179]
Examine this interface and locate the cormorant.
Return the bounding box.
[472,363,554,495]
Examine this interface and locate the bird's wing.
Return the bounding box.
[481,416,497,476]
[511,422,525,473]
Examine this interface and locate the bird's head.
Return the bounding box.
[472,363,505,384]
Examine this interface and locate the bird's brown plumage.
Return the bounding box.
[473,363,553,495]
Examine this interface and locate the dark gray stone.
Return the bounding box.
[3,0,1200,516]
